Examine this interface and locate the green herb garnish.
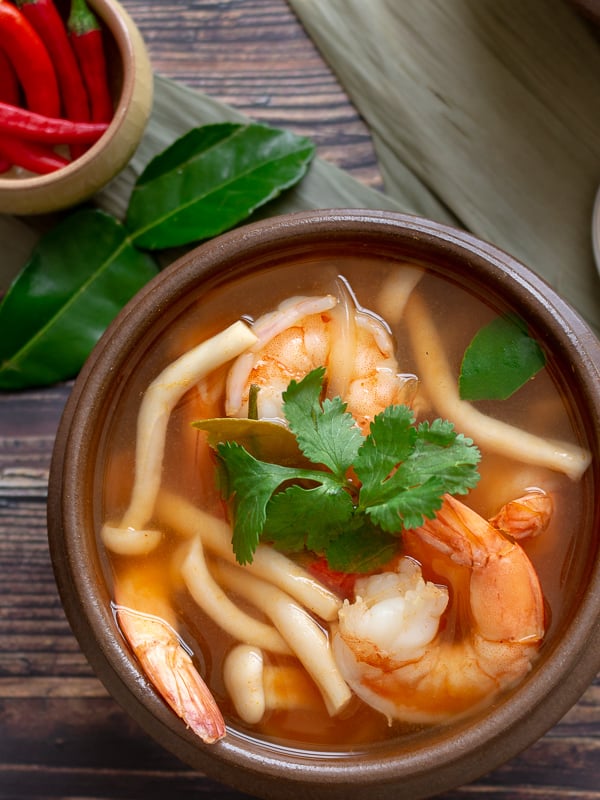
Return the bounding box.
[127,123,316,250]
[0,123,315,391]
[214,367,481,571]
[459,314,546,401]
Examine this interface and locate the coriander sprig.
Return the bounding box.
[213,367,481,571]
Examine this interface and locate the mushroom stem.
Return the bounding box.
[156,489,343,622]
[376,265,425,324]
[404,292,591,481]
[213,560,352,717]
[101,320,257,556]
[181,535,291,656]
[223,645,266,724]
[223,644,324,724]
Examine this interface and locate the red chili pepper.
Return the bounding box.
[0,101,108,143]
[0,46,18,171]
[68,0,113,123]
[0,1,60,118]
[0,133,69,174]
[0,47,19,106]
[15,1,90,136]
[308,557,359,600]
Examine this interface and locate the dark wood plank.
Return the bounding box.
[120,0,384,190]
[0,2,598,799]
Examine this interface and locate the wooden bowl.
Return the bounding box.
[0,0,153,216]
[47,210,600,800]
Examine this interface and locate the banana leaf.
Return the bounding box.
[2,0,597,346]
[0,75,403,286]
[288,0,600,335]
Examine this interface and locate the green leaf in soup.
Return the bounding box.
[459,314,546,401]
[263,482,354,555]
[125,123,316,250]
[324,516,398,574]
[0,209,158,391]
[192,417,309,466]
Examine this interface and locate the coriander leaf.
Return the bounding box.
[415,417,461,447]
[459,314,546,401]
[282,367,363,478]
[365,475,446,532]
[401,421,481,497]
[263,483,354,554]
[216,370,481,569]
[217,439,343,564]
[355,408,480,532]
[325,518,398,573]
[353,404,417,494]
[217,440,300,564]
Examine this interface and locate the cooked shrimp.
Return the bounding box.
[226,286,417,433]
[113,561,225,743]
[489,489,553,540]
[226,294,336,421]
[332,494,545,724]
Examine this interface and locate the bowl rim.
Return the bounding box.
[47,209,600,799]
[592,184,600,278]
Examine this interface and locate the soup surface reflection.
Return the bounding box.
[97,256,592,750]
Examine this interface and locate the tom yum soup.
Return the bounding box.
[98,256,592,749]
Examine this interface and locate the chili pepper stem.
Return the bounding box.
[68,0,113,123]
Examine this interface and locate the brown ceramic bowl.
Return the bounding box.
[47,209,600,799]
[0,0,153,215]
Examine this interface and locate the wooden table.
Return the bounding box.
[1,2,598,798]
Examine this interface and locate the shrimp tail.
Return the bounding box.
[410,494,545,644]
[489,490,553,540]
[117,607,226,744]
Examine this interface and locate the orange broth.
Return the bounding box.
[97,256,592,750]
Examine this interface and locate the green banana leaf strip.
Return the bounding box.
[459,314,546,401]
[0,209,158,390]
[125,122,316,250]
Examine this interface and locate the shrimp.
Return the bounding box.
[113,561,225,743]
[489,489,553,540]
[332,494,546,725]
[225,287,418,433]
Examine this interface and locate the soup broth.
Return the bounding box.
[97,254,592,751]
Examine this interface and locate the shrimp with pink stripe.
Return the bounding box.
[332,494,547,724]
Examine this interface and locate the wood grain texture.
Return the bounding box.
[0,1,598,799]
[120,0,384,190]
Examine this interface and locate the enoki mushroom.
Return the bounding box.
[211,559,352,716]
[102,320,258,556]
[223,644,323,724]
[404,292,591,481]
[181,534,292,656]
[156,489,342,622]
